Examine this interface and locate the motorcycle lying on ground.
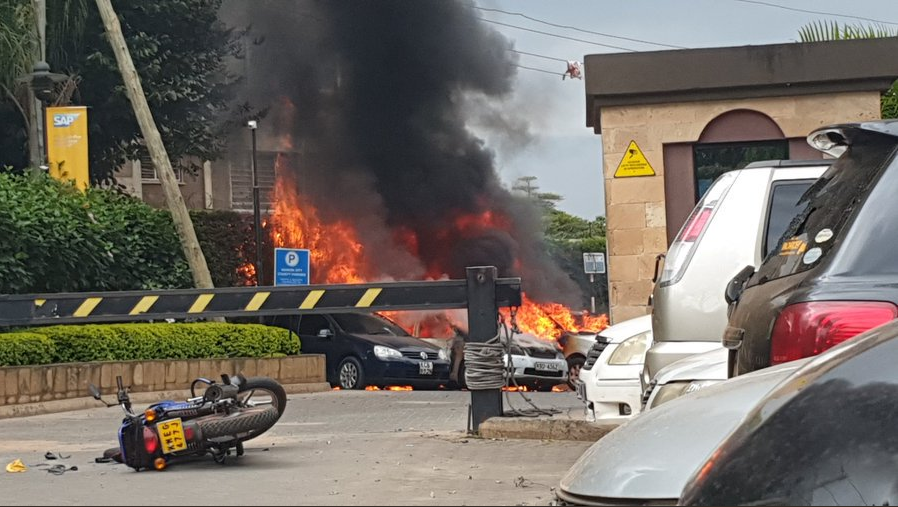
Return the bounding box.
[89,373,287,471]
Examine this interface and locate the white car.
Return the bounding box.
[505,333,568,391]
[642,347,727,410]
[557,357,810,505]
[576,315,652,424]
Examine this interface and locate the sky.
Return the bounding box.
[469,0,898,220]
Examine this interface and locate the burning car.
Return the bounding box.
[504,334,569,391]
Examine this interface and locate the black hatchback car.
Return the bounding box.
[725,121,898,376]
[681,318,898,506]
[273,312,451,390]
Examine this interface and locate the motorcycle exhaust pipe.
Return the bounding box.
[203,383,240,403]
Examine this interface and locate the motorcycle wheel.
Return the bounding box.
[237,377,288,419]
[197,405,280,441]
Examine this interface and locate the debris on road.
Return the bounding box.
[6,459,27,473]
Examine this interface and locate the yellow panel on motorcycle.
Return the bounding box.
[156,418,188,454]
[144,408,157,422]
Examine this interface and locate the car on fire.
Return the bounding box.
[268,312,451,390]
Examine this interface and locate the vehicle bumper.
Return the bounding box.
[643,341,723,383]
[555,488,676,506]
[366,359,451,387]
[506,356,568,389]
[584,378,642,423]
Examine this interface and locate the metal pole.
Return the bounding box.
[466,266,503,433]
[590,273,596,315]
[250,124,263,286]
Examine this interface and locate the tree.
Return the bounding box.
[95,0,214,289]
[798,20,898,119]
[0,0,244,179]
[512,175,563,210]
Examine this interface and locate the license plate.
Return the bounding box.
[419,361,433,375]
[157,418,188,454]
[535,362,558,371]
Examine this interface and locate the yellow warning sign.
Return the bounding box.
[614,140,656,178]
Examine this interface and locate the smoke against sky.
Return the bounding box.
[223,0,583,306]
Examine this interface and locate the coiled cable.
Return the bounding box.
[463,333,507,390]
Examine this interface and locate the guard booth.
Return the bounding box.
[584,37,898,324]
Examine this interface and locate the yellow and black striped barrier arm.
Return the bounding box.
[0,278,522,327]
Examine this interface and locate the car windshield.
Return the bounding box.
[331,313,410,336]
[752,135,898,285]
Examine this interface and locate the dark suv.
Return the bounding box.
[725,121,898,376]
[270,312,451,390]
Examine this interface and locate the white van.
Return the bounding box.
[643,159,832,388]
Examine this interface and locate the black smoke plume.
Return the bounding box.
[223,0,582,307]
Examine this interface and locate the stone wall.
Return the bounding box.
[600,91,882,323]
[0,355,325,406]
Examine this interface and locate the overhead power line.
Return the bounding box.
[512,63,565,77]
[508,48,569,63]
[731,0,898,26]
[477,17,637,52]
[472,5,688,50]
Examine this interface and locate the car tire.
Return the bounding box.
[337,356,365,390]
[566,355,586,389]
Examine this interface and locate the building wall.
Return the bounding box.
[600,91,881,323]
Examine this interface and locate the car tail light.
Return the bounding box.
[770,301,898,364]
[659,171,737,287]
[143,427,159,454]
[682,208,712,242]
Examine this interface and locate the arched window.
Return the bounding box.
[693,110,788,198]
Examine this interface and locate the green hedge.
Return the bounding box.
[0,323,299,366]
[0,332,57,366]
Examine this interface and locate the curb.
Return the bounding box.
[477,417,618,442]
[0,382,332,420]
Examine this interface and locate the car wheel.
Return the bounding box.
[338,357,365,390]
[567,355,586,389]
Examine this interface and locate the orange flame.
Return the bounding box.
[265,152,610,342]
[270,156,367,284]
[365,386,381,391]
[551,385,568,393]
[385,386,414,391]
[502,385,530,392]
[501,294,609,341]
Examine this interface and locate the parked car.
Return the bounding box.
[641,346,727,410]
[727,121,898,376]
[504,334,569,391]
[645,159,831,384]
[681,319,898,506]
[559,330,604,388]
[269,312,451,390]
[557,357,810,506]
[575,315,651,423]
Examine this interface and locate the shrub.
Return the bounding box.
[6,323,299,365]
[0,332,57,366]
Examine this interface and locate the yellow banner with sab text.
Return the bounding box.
[46,106,89,189]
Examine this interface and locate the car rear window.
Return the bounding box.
[754,136,898,284]
[762,180,815,257]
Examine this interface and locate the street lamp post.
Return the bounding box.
[247,120,264,286]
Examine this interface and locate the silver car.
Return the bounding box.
[556,358,810,505]
[645,160,830,385]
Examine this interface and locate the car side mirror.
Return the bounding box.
[317,329,334,338]
[725,265,756,305]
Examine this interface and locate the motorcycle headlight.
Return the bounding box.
[373,345,402,360]
[650,380,719,409]
[608,332,650,365]
[438,348,449,361]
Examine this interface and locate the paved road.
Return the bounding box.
[0,390,592,506]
